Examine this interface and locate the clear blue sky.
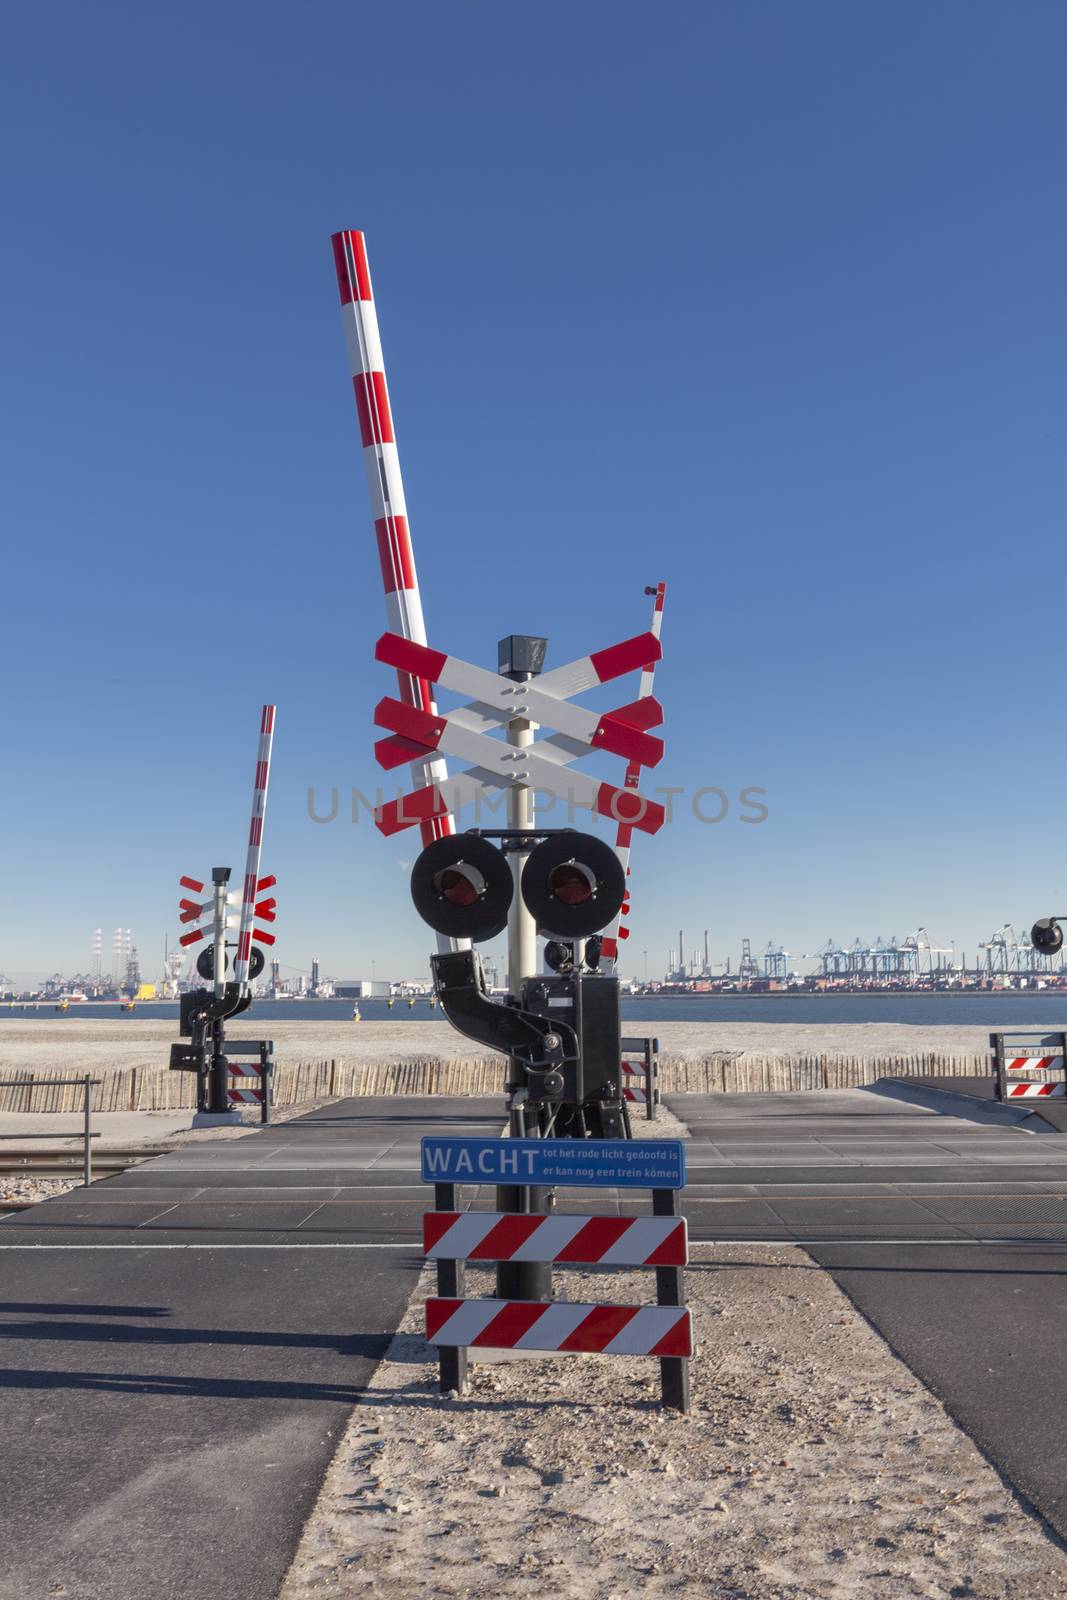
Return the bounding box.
[3,1,1066,984]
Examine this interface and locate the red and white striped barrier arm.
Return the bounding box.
[1006,1082,1066,1097]
[234,705,276,992]
[1006,1056,1060,1073]
[331,230,454,849]
[602,583,666,967]
[426,1297,692,1357]
[423,1212,686,1265]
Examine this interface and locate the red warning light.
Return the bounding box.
[547,863,595,906]
[434,866,482,908]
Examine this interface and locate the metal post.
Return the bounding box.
[991,1032,1005,1101]
[497,672,551,1302]
[506,717,537,995]
[83,1074,92,1187]
[652,1188,690,1412]
[435,1181,468,1394]
[260,1042,273,1126]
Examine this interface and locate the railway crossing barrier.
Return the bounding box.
[420,1135,692,1411]
[332,231,680,1358]
[167,705,278,1115]
[621,1035,659,1120]
[991,1032,1067,1100]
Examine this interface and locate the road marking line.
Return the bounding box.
[688,1238,1067,1247]
[0,1242,419,1250]
[0,1237,1064,1251]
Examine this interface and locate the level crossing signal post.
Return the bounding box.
[499,634,550,1303]
[399,625,664,1306]
[168,706,278,1118]
[331,227,689,1404]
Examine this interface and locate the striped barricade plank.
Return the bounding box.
[623,1087,649,1104]
[423,1212,686,1266]
[1006,1082,1067,1098]
[1006,1056,1061,1073]
[426,1297,692,1357]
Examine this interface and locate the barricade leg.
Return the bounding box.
[645,1041,654,1122]
[653,1188,690,1413]
[259,1044,272,1125]
[496,1095,551,1301]
[83,1074,92,1187]
[209,1021,228,1113]
[435,1182,468,1394]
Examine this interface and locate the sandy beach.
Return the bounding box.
[0,1016,1034,1075]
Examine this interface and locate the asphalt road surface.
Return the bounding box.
[4,1085,1067,1596]
[667,1086,1067,1543]
[0,1097,501,1600]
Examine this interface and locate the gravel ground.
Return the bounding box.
[280,1101,1067,1599]
[0,1096,332,1212]
[280,1243,1067,1600]
[0,1017,1048,1074]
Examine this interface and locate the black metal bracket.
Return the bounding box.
[431,951,579,1088]
[463,827,579,854]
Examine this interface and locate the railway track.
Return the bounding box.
[0,1148,174,1207]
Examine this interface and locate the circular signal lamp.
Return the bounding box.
[435,865,484,908]
[521,832,625,939]
[410,834,513,941]
[196,944,264,981]
[1032,918,1064,956]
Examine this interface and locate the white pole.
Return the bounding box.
[506,717,537,994]
[211,871,229,1002]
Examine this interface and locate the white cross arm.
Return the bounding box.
[375,633,663,767]
[373,699,665,837]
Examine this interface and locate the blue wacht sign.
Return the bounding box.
[420,1137,685,1190]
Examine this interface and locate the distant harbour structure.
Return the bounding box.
[653,926,1067,991]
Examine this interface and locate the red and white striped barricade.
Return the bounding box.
[421,1135,691,1412]
[222,1041,275,1124]
[990,1031,1067,1101]
[620,1035,660,1122]
[371,630,666,837]
[168,1037,274,1124]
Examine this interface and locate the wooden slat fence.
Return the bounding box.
[0,1050,995,1112]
